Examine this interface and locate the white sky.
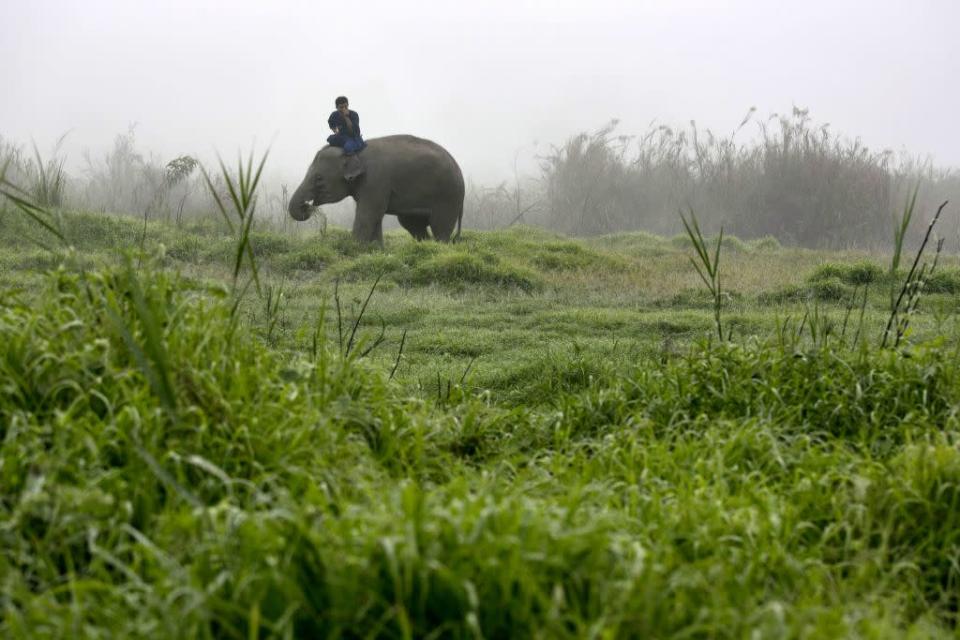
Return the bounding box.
[2,0,958,184]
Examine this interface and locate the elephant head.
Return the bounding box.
[288,147,353,221]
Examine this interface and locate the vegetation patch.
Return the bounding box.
[399,251,542,292]
[247,230,294,257]
[924,267,960,294]
[809,260,886,286]
[485,348,616,404]
[669,233,749,253]
[810,276,855,301]
[658,287,745,309]
[590,230,673,256]
[274,243,337,274]
[392,237,445,264]
[760,278,857,304]
[747,235,782,251]
[531,241,627,272]
[333,252,406,281]
[323,227,368,257]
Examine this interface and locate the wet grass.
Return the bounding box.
[2,209,960,637]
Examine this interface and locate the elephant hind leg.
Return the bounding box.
[397,214,430,241]
[429,202,462,242]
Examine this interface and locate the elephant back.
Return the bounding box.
[365,135,464,194]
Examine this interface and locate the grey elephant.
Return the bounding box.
[288,135,465,244]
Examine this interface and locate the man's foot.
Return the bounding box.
[344,154,365,180]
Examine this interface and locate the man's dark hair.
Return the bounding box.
[335,96,349,107]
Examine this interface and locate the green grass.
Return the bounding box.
[2,208,960,637]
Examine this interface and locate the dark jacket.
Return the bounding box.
[328,110,361,138]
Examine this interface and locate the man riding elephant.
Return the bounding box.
[289,134,464,245]
[326,96,366,179]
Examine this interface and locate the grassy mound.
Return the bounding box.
[400,251,542,291]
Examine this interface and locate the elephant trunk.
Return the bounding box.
[288,180,314,221]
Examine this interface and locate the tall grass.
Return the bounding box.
[200,149,267,298]
[882,195,950,348]
[680,208,725,341]
[0,163,67,251]
[29,136,68,208]
[0,134,69,210]
[536,108,959,248]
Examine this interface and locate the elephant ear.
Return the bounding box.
[343,154,366,180]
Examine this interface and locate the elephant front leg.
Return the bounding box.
[352,202,386,246]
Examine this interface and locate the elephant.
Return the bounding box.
[288,135,465,244]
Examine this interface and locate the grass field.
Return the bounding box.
[2,206,960,638]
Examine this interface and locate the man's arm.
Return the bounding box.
[328,112,340,133]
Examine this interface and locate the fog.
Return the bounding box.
[3,0,957,178]
[2,1,959,244]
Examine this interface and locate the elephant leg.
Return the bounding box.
[352,201,386,245]
[397,214,430,241]
[429,201,463,242]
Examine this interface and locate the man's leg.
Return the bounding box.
[343,137,366,179]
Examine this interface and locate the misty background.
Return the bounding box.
[2,0,959,247]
